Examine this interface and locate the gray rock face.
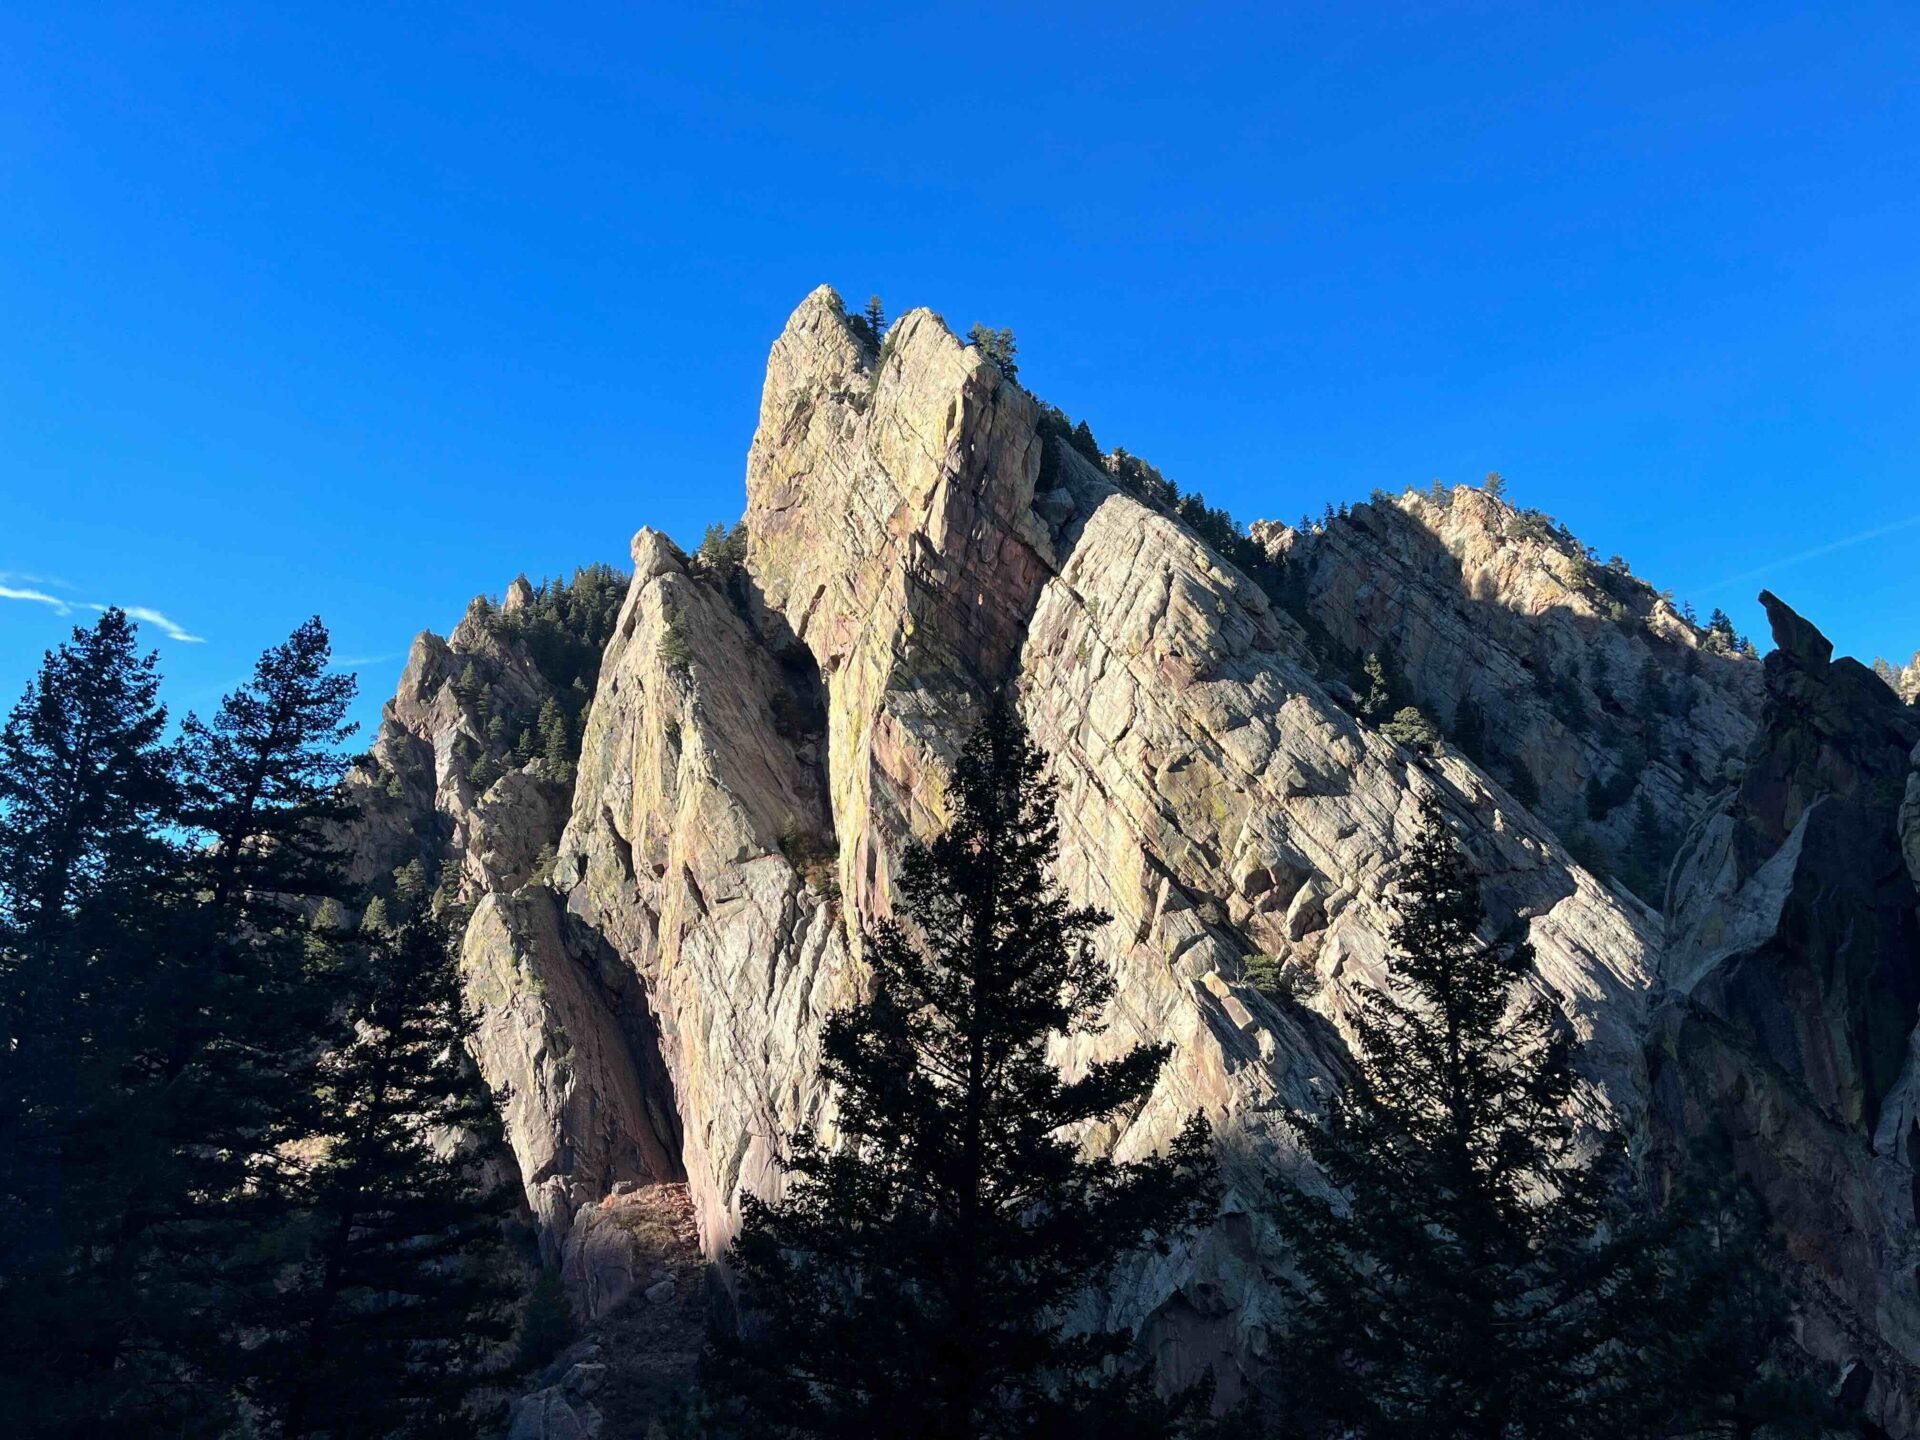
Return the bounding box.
[342,287,1919,1432]
[331,585,683,1263]
[1251,489,1762,881]
[463,888,677,1250]
[554,526,849,1263]
[558,289,1664,1398]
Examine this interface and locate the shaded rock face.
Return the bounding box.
[1253,491,1761,884]
[1657,592,1920,1431]
[344,287,1918,1429]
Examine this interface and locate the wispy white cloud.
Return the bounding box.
[107,605,206,645]
[334,651,403,668]
[0,578,205,642]
[1699,513,1920,595]
[0,584,74,613]
[0,571,74,592]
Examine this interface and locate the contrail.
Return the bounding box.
[1699,513,1920,595]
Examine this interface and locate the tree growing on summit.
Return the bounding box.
[698,520,748,582]
[1265,795,1781,1438]
[703,702,1222,1439]
[967,323,1019,382]
[862,294,887,344]
[1070,419,1102,464]
[1483,470,1507,498]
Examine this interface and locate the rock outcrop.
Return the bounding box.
[1656,591,1920,1431]
[1252,490,1761,889]
[554,526,849,1265]
[343,287,1920,1433]
[549,289,1664,1398]
[335,577,683,1265]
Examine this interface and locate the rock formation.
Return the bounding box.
[1656,591,1920,1431]
[345,288,1920,1433]
[1252,488,1761,890]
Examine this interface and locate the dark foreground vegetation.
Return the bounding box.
[0,605,1848,1438]
[0,612,521,1437]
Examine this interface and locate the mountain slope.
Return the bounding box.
[347,288,1920,1433]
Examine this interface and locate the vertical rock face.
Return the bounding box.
[1657,591,1920,1431]
[554,527,849,1263]
[345,287,1919,1430]
[335,586,683,1256]
[742,289,1055,918]
[709,291,1662,1394]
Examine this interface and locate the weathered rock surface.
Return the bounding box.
[333,581,683,1266]
[1253,489,1761,881]
[463,888,677,1248]
[1657,591,1920,1432]
[340,287,1919,1433]
[554,526,849,1263]
[690,290,1662,1396]
[511,1183,708,1438]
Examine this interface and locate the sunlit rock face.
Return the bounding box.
[346,287,1920,1431]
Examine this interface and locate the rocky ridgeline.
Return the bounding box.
[1656,593,1920,1432]
[345,287,1920,1435]
[1252,488,1762,895]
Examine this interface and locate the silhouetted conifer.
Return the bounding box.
[703,702,1221,1438]
[249,916,517,1439]
[1268,794,1671,1437]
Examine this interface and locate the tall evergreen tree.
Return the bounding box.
[134,620,363,1331]
[703,702,1220,1439]
[862,294,887,344]
[0,610,183,1435]
[178,616,358,911]
[247,915,518,1439]
[0,607,175,994]
[1266,794,1675,1438]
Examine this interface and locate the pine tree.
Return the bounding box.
[1360,651,1396,720]
[1266,793,1676,1438]
[966,323,1020,383]
[0,610,183,1433]
[1646,1176,1835,1438]
[1380,705,1440,754]
[0,608,175,982]
[392,858,429,919]
[862,294,887,345]
[704,702,1221,1439]
[247,915,518,1438]
[538,696,574,775]
[179,616,358,912]
[107,618,361,1428]
[1484,471,1508,498]
[1069,419,1102,464]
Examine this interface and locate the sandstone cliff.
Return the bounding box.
[347,288,1920,1434]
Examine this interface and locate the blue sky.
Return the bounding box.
[3,4,1915,739]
